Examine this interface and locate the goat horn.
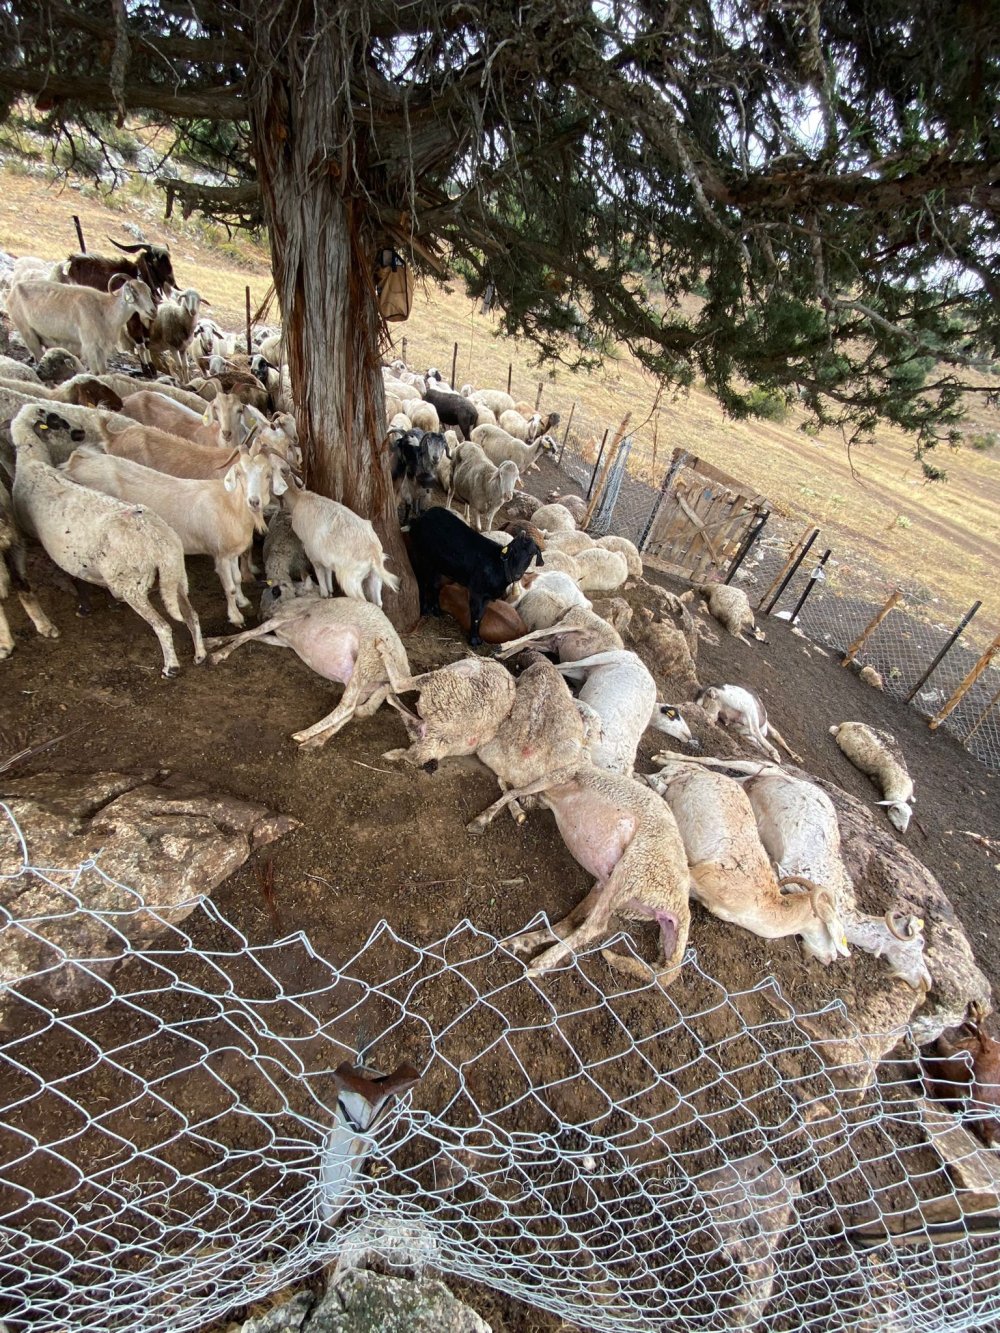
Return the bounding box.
[332,1060,420,1110]
[885,910,923,941]
[107,236,148,253]
[779,875,835,920]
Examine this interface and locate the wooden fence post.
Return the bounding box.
[450,341,458,388]
[963,680,1000,744]
[842,590,902,665]
[928,633,1000,730]
[506,363,512,395]
[756,526,813,611]
[534,380,544,410]
[401,336,408,365]
[556,401,576,466]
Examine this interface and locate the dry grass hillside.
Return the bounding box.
[1,161,997,640]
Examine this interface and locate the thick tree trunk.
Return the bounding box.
[245,6,418,630]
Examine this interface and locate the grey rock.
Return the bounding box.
[0,769,298,1025]
[238,1273,490,1333]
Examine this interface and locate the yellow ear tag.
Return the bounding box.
[501,545,510,556]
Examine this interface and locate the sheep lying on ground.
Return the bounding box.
[545,530,595,557]
[11,405,204,675]
[830,721,915,833]
[531,503,577,532]
[261,509,313,614]
[694,582,763,640]
[207,594,409,749]
[501,492,543,521]
[626,606,700,700]
[596,534,642,580]
[661,756,931,989]
[468,765,692,989]
[545,493,588,525]
[696,684,801,764]
[557,649,694,771]
[574,547,628,595]
[515,571,591,630]
[382,656,517,768]
[647,761,848,962]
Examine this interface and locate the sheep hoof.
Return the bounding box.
[40,625,60,640]
[193,652,207,666]
[161,665,180,679]
[465,817,488,836]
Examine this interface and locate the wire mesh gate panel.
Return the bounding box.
[2,810,1000,1333]
[639,449,768,582]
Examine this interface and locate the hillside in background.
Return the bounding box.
[0,157,997,644]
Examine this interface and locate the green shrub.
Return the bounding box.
[970,431,997,451]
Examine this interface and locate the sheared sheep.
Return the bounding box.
[468,764,692,989]
[830,721,914,833]
[515,571,592,630]
[207,594,409,749]
[451,449,519,531]
[626,606,700,700]
[11,405,204,675]
[470,423,557,473]
[573,547,628,595]
[647,761,848,962]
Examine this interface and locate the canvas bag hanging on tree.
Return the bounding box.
[374,248,414,322]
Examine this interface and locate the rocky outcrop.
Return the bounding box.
[0,769,298,1026]
[239,1272,491,1333]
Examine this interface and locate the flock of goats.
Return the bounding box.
[0,235,972,1031]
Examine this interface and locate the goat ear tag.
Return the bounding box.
[501,545,510,556]
[202,409,212,425]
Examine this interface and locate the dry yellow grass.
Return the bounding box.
[2,164,997,641]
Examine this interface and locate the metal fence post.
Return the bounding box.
[785,549,830,623]
[903,600,982,704]
[724,511,769,585]
[764,530,819,615]
[556,402,576,466]
[586,430,610,500]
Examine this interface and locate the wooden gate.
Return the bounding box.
[640,449,768,581]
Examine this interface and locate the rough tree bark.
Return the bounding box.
[244,4,419,630]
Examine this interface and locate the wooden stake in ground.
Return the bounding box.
[556,401,576,466]
[506,363,512,395]
[584,413,631,530]
[450,341,458,389]
[756,526,811,611]
[245,285,252,357]
[842,590,902,666]
[401,336,407,364]
[534,380,544,410]
[72,214,86,253]
[929,633,1000,730]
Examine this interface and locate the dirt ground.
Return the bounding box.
[1,455,998,1331]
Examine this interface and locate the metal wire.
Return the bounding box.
[2,807,999,1333]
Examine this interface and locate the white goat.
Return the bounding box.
[10,405,204,675]
[556,648,693,772]
[62,445,282,625]
[148,288,206,381]
[281,483,400,607]
[6,277,157,375]
[830,721,915,833]
[696,684,801,764]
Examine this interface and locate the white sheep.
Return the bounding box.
[388,412,413,432]
[470,423,557,473]
[451,449,519,531]
[694,582,762,640]
[281,482,400,608]
[532,547,580,579]
[0,356,42,385]
[573,547,628,595]
[470,388,516,416]
[515,571,592,630]
[382,656,517,768]
[830,721,915,833]
[62,445,281,626]
[498,409,531,440]
[531,502,578,532]
[6,277,157,375]
[10,404,205,675]
[648,760,849,962]
[408,401,440,433]
[556,648,693,771]
[544,529,595,557]
[498,605,625,664]
[545,492,589,525]
[474,403,497,427]
[595,534,642,580]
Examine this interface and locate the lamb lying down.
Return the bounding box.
[381,656,517,769]
[205,592,409,749]
[468,765,692,989]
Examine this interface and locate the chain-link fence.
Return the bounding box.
[3,808,1000,1333]
[550,424,999,775]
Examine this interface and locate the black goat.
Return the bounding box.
[408,506,543,646]
[423,386,478,440]
[390,429,447,524]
